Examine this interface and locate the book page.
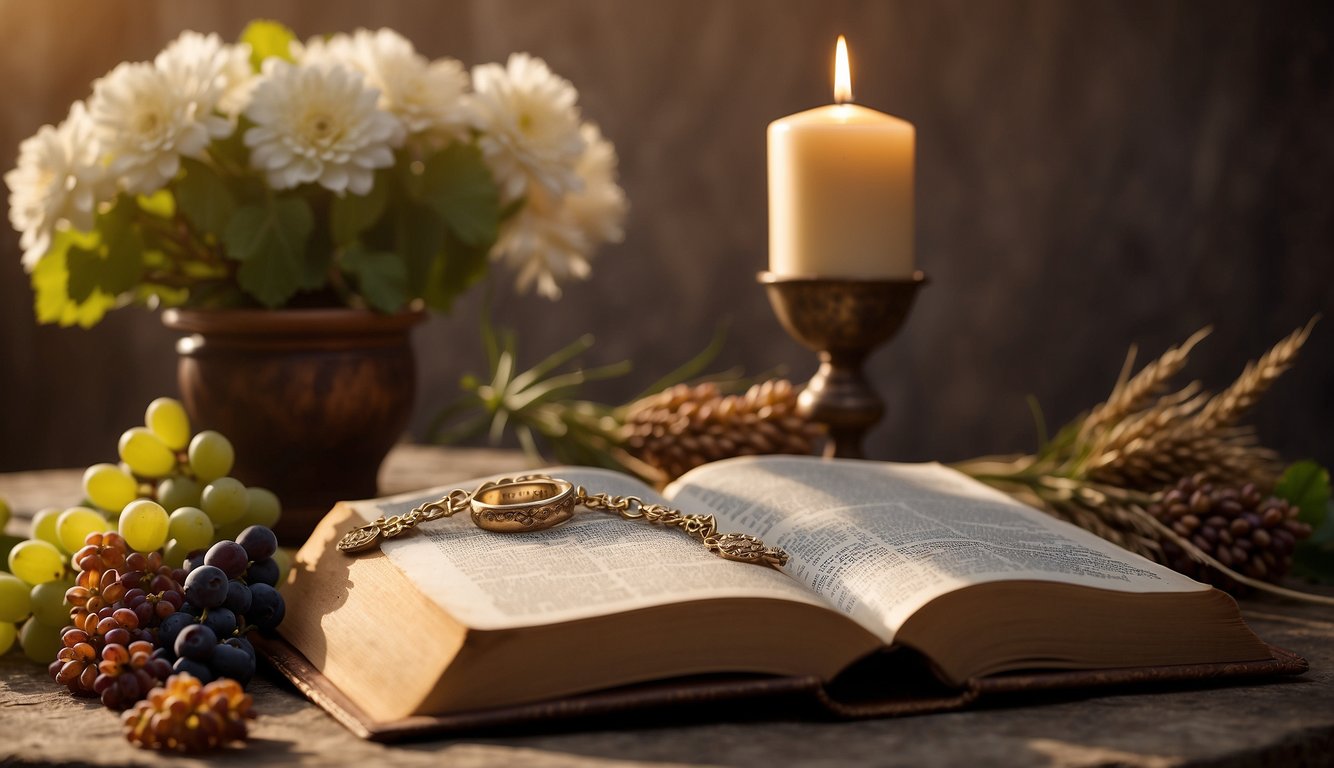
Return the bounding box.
[369,467,830,631]
[668,456,1209,643]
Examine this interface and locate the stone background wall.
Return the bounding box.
[1,0,1330,473]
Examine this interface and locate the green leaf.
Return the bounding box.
[418,143,501,248]
[64,198,144,304]
[390,201,446,294]
[330,174,390,246]
[175,158,236,235]
[341,245,407,313]
[136,190,175,219]
[1275,460,1331,526]
[240,20,297,70]
[31,230,117,328]
[425,230,490,312]
[222,197,314,307]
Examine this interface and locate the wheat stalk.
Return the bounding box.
[1191,318,1317,432]
[1080,327,1211,439]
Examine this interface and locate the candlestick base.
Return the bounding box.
[758,271,927,459]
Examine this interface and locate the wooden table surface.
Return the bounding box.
[3,445,1334,768]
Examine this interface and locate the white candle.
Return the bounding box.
[768,36,915,278]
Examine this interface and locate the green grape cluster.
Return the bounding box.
[0,397,286,665]
[81,398,282,566]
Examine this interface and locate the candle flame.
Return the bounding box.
[834,35,852,104]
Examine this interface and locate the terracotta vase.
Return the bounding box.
[161,308,427,545]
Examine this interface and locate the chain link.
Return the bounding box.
[341,477,788,568]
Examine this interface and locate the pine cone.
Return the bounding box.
[622,379,821,480]
[1147,473,1313,589]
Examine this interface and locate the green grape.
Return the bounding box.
[118,500,170,553]
[119,427,177,478]
[188,430,235,482]
[29,578,72,626]
[242,486,282,528]
[201,477,248,525]
[0,573,32,622]
[0,621,14,655]
[56,506,108,554]
[19,617,63,664]
[146,397,191,450]
[156,475,202,511]
[8,539,65,586]
[273,547,293,586]
[162,538,189,568]
[167,506,213,552]
[82,463,139,513]
[214,521,245,543]
[0,496,10,532]
[30,508,62,549]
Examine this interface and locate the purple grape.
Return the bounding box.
[183,549,207,573]
[246,557,280,587]
[211,642,256,686]
[204,541,249,579]
[236,526,278,561]
[203,607,237,639]
[174,624,217,662]
[183,565,229,609]
[223,580,252,614]
[156,611,196,653]
[172,656,214,684]
[247,583,285,630]
[223,636,255,661]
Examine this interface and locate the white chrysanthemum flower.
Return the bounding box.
[301,28,468,140]
[156,30,255,118]
[492,123,626,300]
[243,59,404,195]
[468,53,585,202]
[565,123,627,246]
[5,102,109,270]
[493,192,591,300]
[90,60,228,195]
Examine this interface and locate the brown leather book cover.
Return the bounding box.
[252,635,1308,742]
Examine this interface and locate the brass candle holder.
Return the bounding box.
[759,271,927,459]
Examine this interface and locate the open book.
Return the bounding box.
[274,456,1303,738]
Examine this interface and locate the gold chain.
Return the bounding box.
[338,477,789,569]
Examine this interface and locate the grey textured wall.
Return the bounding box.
[1,1,1331,474]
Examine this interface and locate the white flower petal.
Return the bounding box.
[244,59,398,195]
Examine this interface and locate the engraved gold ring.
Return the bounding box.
[469,476,577,533]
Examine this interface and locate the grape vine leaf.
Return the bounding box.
[175,158,236,236]
[418,142,500,248]
[222,198,314,307]
[341,244,407,313]
[1275,460,1331,526]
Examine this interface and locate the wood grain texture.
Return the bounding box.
[0,1,1330,476]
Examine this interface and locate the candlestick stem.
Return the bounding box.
[759,272,927,459]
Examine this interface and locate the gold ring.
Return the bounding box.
[470,476,577,533]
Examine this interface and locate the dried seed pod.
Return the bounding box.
[622,380,823,480]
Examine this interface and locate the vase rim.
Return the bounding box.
[162,307,428,336]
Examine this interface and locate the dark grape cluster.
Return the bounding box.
[47,524,284,711]
[155,525,285,687]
